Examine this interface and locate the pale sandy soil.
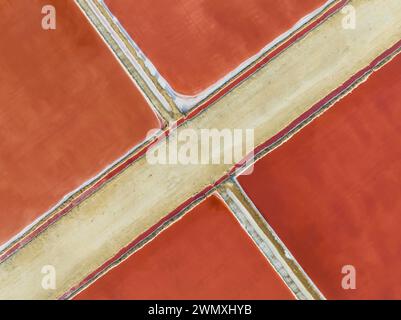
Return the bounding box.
[1,0,401,299]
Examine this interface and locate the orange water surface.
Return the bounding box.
[105,0,326,96]
[238,54,401,299]
[76,196,294,299]
[0,0,159,245]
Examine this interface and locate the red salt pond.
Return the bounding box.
[76,195,294,299]
[104,0,327,96]
[238,54,401,299]
[0,0,160,246]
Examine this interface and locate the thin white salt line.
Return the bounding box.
[218,183,326,300]
[99,0,336,112]
[87,0,173,113]
[227,179,326,299]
